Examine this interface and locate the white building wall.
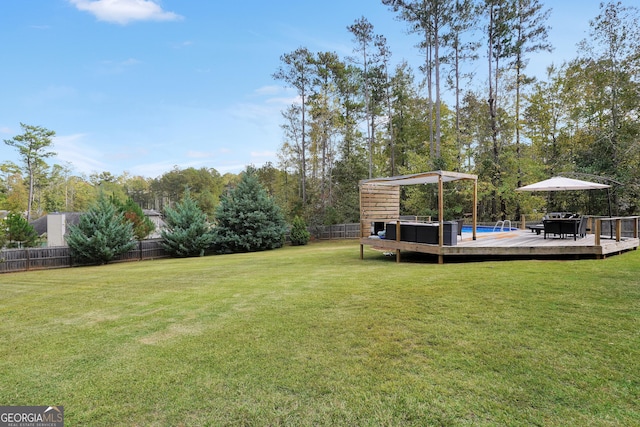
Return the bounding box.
[47,213,66,247]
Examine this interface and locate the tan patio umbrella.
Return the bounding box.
[516,176,612,216]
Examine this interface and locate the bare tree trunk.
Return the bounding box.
[488,3,499,221]
[434,9,441,159]
[301,91,307,204]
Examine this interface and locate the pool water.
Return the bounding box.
[461,225,518,233]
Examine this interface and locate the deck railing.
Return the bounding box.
[522,215,640,243]
[593,216,640,246]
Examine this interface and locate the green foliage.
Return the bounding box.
[289,215,310,246]
[118,197,155,240]
[331,154,368,223]
[213,167,287,253]
[3,212,39,248]
[66,195,136,265]
[160,190,215,257]
[0,224,6,249]
[3,123,56,221]
[153,167,224,216]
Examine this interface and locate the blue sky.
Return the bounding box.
[0,0,605,179]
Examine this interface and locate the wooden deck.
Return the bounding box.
[360,229,639,263]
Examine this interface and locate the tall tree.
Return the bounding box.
[0,162,27,213]
[523,64,570,177]
[348,16,378,178]
[383,0,453,162]
[273,47,315,204]
[376,34,397,175]
[485,0,517,220]
[333,63,365,161]
[509,0,551,218]
[571,1,640,212]
[4,123,56,221]
[578,1,640,175]
[443,0,481,171]
[388,62,429,172]
[309,51,341,211]
[279,104,305,204]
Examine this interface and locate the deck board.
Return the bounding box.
[360,229,639,262]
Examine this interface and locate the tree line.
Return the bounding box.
[272,0,640,223]
[2,1,639,228]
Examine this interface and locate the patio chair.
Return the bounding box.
[578,216,589,238]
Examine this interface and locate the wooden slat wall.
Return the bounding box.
[359,183,400,237]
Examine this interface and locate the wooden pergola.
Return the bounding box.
[359,170,478,263]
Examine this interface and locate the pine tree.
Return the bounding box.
[213,167,287,253]
[160,190,214,257]
[67,194,136,265]
[4,212,40,248]
[119,197,155,240]
[3,123,56,221]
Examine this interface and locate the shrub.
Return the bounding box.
[67,195,136,264]
[289,216,310,246]
[160,190,215,257]
[213,166,287,253]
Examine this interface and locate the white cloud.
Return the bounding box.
[69,0,183,25]
[250,151,276,158]
[255,86,299,106]
[129,161,184,178]
[214,163,250,174]
[95,58,141,74]
[24,85,79,107]
[171,40,193,49]
[254,85,285,96]
[53,133,108,175]
[186,150,215,159]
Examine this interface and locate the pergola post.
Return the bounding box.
[438,174,444,247]
[473,177,477,240]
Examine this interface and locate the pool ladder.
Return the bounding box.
[493,220,511,232]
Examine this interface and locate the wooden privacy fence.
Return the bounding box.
[0,239,170,274]
[0,224,361,274]
[311,223,361,240]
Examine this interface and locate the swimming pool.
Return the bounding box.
[461,225,518,233]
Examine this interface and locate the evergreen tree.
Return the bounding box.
[119,197,155,240]
[160,190,214,257]
[213,167,287,253]
[289,215,310,246]
[3,123,56,221]
[67,194,136,265]
[4,212,39,248]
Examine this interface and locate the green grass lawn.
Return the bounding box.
[1,240,639,426]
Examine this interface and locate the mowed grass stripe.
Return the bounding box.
[1,240,638,426]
